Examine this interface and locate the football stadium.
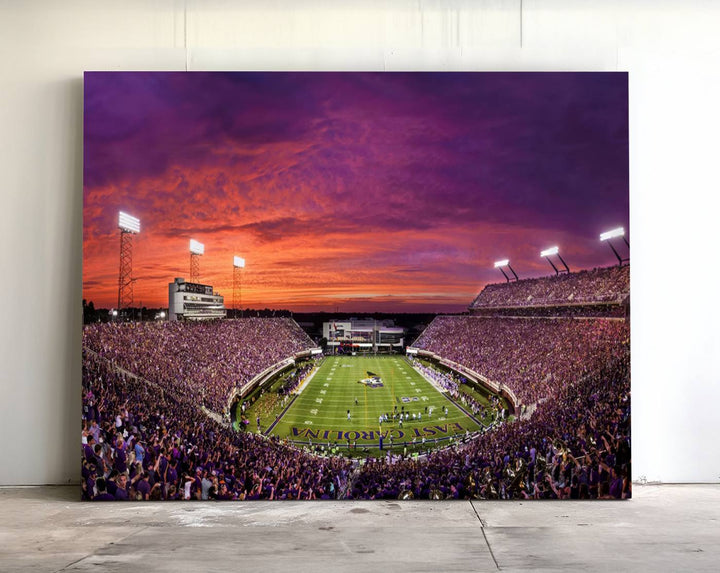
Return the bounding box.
[82,259,630,500]
[82,72,630,501]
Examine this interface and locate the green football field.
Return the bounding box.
[265,356,484,451]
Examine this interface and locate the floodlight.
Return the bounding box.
[189,239,205,255]
[118,212,140,234]
[540,246,559,258]
[540,245,569,275]
[493,258,518,282]
[160,311,166,319]
[600,227,625,241]
[232,256,246,316]
[112,310,118,317]
[600,227,629,266]
[117,213,140,311]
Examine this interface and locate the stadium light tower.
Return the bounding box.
[117,211,140,312]
[189,239,204,282]
[600,227,629,266]
[494,259,518,282]
[540,246,570,275]
[233,256,245,318]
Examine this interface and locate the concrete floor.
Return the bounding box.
[1,485,718,572]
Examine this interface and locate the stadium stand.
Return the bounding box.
[82,318,315,414]
[349,355,630,500]
[82,265,630,500]
[371,264,631,499]
[412,316,629,405]
[469,265,629,312]
[82,351,353,500]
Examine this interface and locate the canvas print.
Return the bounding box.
[82,72,630,501]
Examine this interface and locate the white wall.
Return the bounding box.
[1,0,718,485]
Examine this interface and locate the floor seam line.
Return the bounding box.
[470,500,500,570]
[53,525,149,572]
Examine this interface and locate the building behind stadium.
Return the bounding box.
[168,277,226,320]
[323,318,405,354]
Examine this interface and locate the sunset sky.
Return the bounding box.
[83,72,628,312]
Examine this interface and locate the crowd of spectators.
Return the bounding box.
[413,316,629,405]
[470,265,629,309]
[82,318,315,414]
[83,333,628,501]
[409,358,459,394]
[82,351,353,501]
[456,392,500,422]
[410,358,503,421]
[237,362,317,429]
[278,362,315,395]
[82,283,630,501]
[348,355,630,500]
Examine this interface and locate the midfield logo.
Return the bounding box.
[357,376,384,388]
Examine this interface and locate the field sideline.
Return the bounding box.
[266,356,483,449]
